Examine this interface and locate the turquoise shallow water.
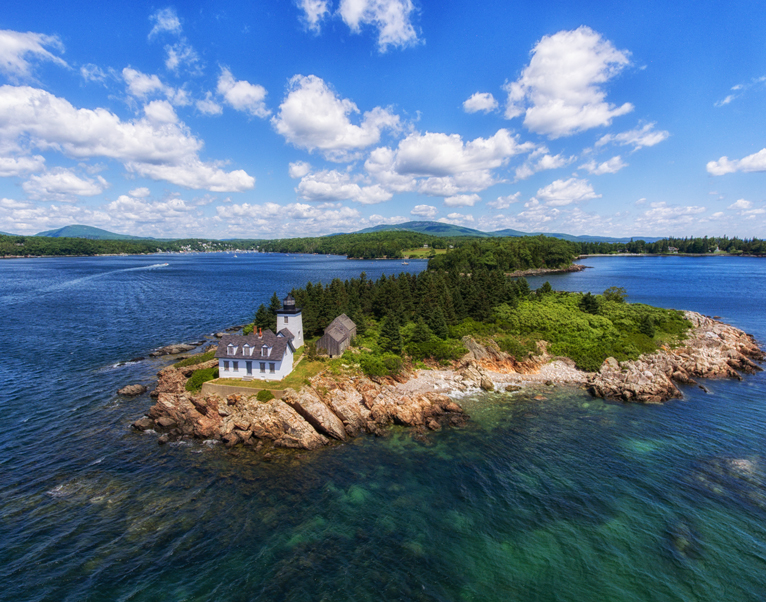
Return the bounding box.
[1,254,765,601]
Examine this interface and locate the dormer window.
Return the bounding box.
[227,344,237,356]
[261,345,268,357]
[243,344,251,356]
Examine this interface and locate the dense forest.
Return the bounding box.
[427,236,579,272]
[576,236,766,255]
[2,230,764,260]
[0,235,242,256]
[255,231,456,258]
[247,266,689,376]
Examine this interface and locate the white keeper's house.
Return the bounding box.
[215,294,303,381]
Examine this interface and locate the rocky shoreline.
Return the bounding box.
[131,311,763,451]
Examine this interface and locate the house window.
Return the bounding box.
[284,316,288,323]
[227,344,235,356]
[233,361,239,372]
[269,363,275,373]
[223,361,229,371]
[260,362,266,373]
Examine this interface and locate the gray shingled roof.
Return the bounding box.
[329,314,355,332]
[278,327,295,340]
[215,329,294,362]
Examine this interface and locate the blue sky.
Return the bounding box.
[1,0,765,239]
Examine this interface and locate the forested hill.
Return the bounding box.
[427,237,579,272]
[0,235,233,256]
[254,231,456,258]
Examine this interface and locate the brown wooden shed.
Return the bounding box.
[316,314,357,357]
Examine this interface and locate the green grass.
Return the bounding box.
[402,247,447,258]
[215,358,326,391]
[174,350,216,368]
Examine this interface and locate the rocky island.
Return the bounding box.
[132,310,763,452]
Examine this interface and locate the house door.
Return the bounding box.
[246,361,252,375]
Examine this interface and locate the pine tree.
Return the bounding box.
[426,305,449,339]
[254,304,271,331]
[268,292,281,331]
[378,312,403,354]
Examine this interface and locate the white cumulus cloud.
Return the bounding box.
[463,92,498,114]
[149,8,183,38]
[338,0,420,52]
[535,177,600,206]
[707,148,766,175]
[596,122,669,150]
[216,68,270,118]
[196,92,223,116]
[487,192,520,209]
[504,26,633,138]
[0,29,68,81]
[438,212,474,226]
[298,0,331,32]
[444,194,481,207]
[411,204,437,219]
[515,152,574,181]
[288,161,312,179]
[392,129,530,177]
[579,155,627,175]
[0,85,254,192]
[297,169,392,204]
[0,154,45,177]
[22,167,109,201]
[272,74,400,161]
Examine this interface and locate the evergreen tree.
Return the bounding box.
[267,292,281,331]
[538,281,553,295]
[378,312,403,354]
[426,305,449,339]
[411,317,432,343]
[254,304,271,331]
[580,292,599,315]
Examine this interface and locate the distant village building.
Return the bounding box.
[215,294,304,380]
[668,246,679,253]
[316,314,357,358]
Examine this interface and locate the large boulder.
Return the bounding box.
[118,384,147,396]
[149,343,197,357]
[283,388,347,441]
[242,400,328,450]
[324,386,371,437]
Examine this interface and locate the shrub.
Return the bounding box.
[185,367,219,392]
[359,352,403,377]
[360,353,387,377]
[498,335,538,359]
[603,286,627,303]
[256,390,275,402]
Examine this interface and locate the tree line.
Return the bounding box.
[576,236,766,255]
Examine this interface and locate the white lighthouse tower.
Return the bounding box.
[275,293,304,349]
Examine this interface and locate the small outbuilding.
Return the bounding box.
[316,314,357,358]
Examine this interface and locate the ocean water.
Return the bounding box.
[1,253,765,601]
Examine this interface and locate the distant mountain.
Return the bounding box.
[34,225,152,240]
[354,221,661,243]
[356,221,492,237]
[0,231,16,236]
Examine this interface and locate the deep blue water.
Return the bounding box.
[1,254,765,601]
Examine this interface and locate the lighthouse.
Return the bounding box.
[275,293,304,349]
